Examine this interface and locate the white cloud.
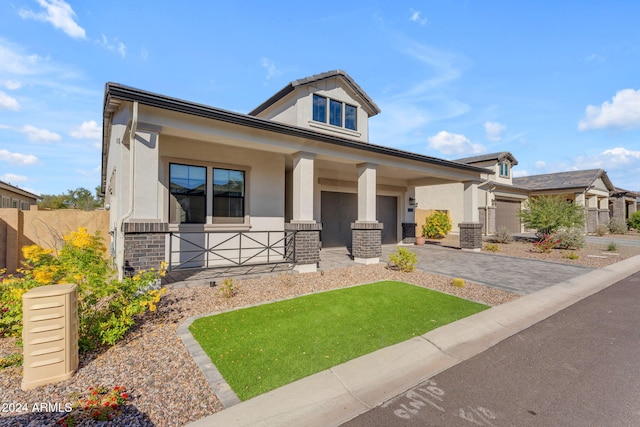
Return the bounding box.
[578,89,640,131]
[427,131,485,156]
[261,57,282,80]
[1,80,21,90]
[0,91,20,110]
[97,35,127,58]
[0,40,42,75]
[19,0,86,39]
[586,53,605,62]
[0,173,28,183]
[70,120,100,147]
[21,125,62,142]
[534,160,547,169]
[0,149,38,165]
[484,121,506,142]
[512,170,529,178]
[409,9,428,25]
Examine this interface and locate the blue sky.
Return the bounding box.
[1,0,639,196]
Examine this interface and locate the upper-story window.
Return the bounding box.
[313,94,357,131]
[499,162,510,178]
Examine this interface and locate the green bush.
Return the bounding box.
[518,196,585,236]
[596,224,608,236]
[562,252,579,260]
[217,278,237,298]
[0,228,166,351]
[387,247,418,272]
[553,227,586,250]
[422,211,452,239]
[609,218,627,235]
[628,211,640,231]
[451,278,465,288]
[607,241,617,252]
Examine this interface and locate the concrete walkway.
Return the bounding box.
[185,254,640,427]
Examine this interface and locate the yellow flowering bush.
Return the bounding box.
[0,228,167,351]
[422,211,453,239]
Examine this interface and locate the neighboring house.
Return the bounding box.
[0,180,39,210]
[101,70,488,278]
[513,169,615,234]
[609,187,639,225]
[416,152,528,234]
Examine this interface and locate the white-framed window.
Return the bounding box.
[312,94,357,131]
[21,201,30,210]
[499,162,510,178]
[168,162,247,225]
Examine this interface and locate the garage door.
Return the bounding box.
[320,191,397,248]
[495,199,521,233]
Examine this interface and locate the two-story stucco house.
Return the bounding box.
[101,70,489,278]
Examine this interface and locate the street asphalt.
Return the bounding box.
[184,253,640,427]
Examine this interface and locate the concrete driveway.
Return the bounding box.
[379,245,593,295]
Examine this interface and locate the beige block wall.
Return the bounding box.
[0,209,109,274]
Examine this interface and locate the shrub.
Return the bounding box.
[217,277,237,298]
[532,234,560,253]
[553,227,586,250]
[483,243,499,252]
[562,252,579,260]
[0,228,167,351]
[628,211,640,231]
[494,226,512,244]
[608,218,627,235]
[451,278,465,288]
[387,247,418,272]
[607,241,617,252]
[519,196,585,236]
[422,211,452,239]
[596,224,608,236]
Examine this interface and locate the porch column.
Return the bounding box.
[586,195,598,233]
[286,152,321,273]
[351,163,382,264]
[598,197,610,226]
[459,181,482,251]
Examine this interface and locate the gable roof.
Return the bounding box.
[512,169,615,192]
[456,152,518,166]
[248,70,381,117]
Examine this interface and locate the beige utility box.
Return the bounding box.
[21,284,79,391]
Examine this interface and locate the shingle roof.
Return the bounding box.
[248,70,381,117]
[512,169,615,191]
[456,152,518,166]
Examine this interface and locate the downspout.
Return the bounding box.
[116,101,139,279]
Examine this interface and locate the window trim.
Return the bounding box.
[311,94,357,132]
[164,158,251,229]
[499,162,510,178]
[212,167,246,224]
[169,162,207,224]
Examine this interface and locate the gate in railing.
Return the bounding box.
[168,230,295,270]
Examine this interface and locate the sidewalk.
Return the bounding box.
[185,254,640,427]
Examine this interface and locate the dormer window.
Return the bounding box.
[313,94,357,131]
[499,162,510,178]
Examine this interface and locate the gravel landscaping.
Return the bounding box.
[2,233,639,426]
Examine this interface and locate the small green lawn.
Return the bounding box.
[189,281,488,401]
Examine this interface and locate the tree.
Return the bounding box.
[518,195,585,236]
[38,186,103,210]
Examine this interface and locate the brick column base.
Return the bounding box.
[285,222,322,273]
[587,208,598,233]
[123,222,168,276]
[401,222,417,244]
[351,222,383,264]
[458,222,482,251]
[598,209,610,227]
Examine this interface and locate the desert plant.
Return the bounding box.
[607,241,618,252]
[562,252,579,260]
[451,278,465,288]
[494,226,512,244]
[608,218,627,235]
[483,243,499,252]
[628,211,640,231]
[531,234,561,253]
[387,247,418,272]
[0,228,167,351]
[422,211,452,239]
[553,227,586,250]
[518,196,585,236]
[217,277,237,298]
[596,224,608,236]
